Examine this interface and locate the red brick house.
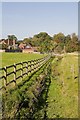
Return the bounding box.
[22,45,34,53]
[0,39,6,44]
[22,45,39,53]
[0,39,16,49]
[19,43,26,49]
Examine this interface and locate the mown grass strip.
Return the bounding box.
[47,54,78,118]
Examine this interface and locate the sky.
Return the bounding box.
[1,2,78,40]
[0,0,79,2]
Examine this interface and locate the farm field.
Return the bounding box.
[46,53,78,118]
[0,53,47,89]
[1,53,46,67]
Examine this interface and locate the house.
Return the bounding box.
[0,38,16,49]
[22,45,40,53]
[22,45,34,53]
[0,39,7,50]
[19,43,26,49]
[0,49,5,52]
[0,39,6,44]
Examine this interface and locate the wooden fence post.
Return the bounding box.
[31,60,33,73]
[26,62,28,74]
[30,61,32,73]
[34,60,36,71]
[14,63,16,86]
[33,60,35,72]
[36,60,39,70]
[21,62,23,80]
[4,67,7,89]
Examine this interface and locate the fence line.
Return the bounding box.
[0,55,50,90]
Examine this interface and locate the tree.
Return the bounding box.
[52,33,65,53]
[8,35,17,42]
[65,33,78,52]
[23,38,32,45]
[64,35,71,52]
[31,32,52,52]
[8,35,17,46]
[53,33,65,43]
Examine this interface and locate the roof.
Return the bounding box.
[26,45,31,48]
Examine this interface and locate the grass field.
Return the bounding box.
[46,53,78,118]
[0,53,46,89]
[1,53,46,67]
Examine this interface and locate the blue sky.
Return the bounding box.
[2,2,78,40]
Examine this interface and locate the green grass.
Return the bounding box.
[0,52,46,89]
[1,53,46,67]
[46,53,78,118]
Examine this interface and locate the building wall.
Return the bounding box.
[22,48,34,53]
[0,50,5,52]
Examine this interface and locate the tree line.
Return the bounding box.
[18,32,79,53]
[1,32,79,53]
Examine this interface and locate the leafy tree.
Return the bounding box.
[32,32,52,52]
[64,35,71,52]
[8,35,17,42]
[71,33,78,51]
[52,33,65,53]
[16,40,22,46]
[7,35,17,49]
[23,38,32,45]
[53,33,65,43]
[65,33,78,52]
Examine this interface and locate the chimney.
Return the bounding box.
[8,39,9,45]
[13,39,15,49]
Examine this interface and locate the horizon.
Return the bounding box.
[1,2,78,40]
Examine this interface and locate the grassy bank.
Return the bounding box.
[46,53,78,118]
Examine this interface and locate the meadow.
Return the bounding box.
[0,52,46,89]
[1,52,46,67]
